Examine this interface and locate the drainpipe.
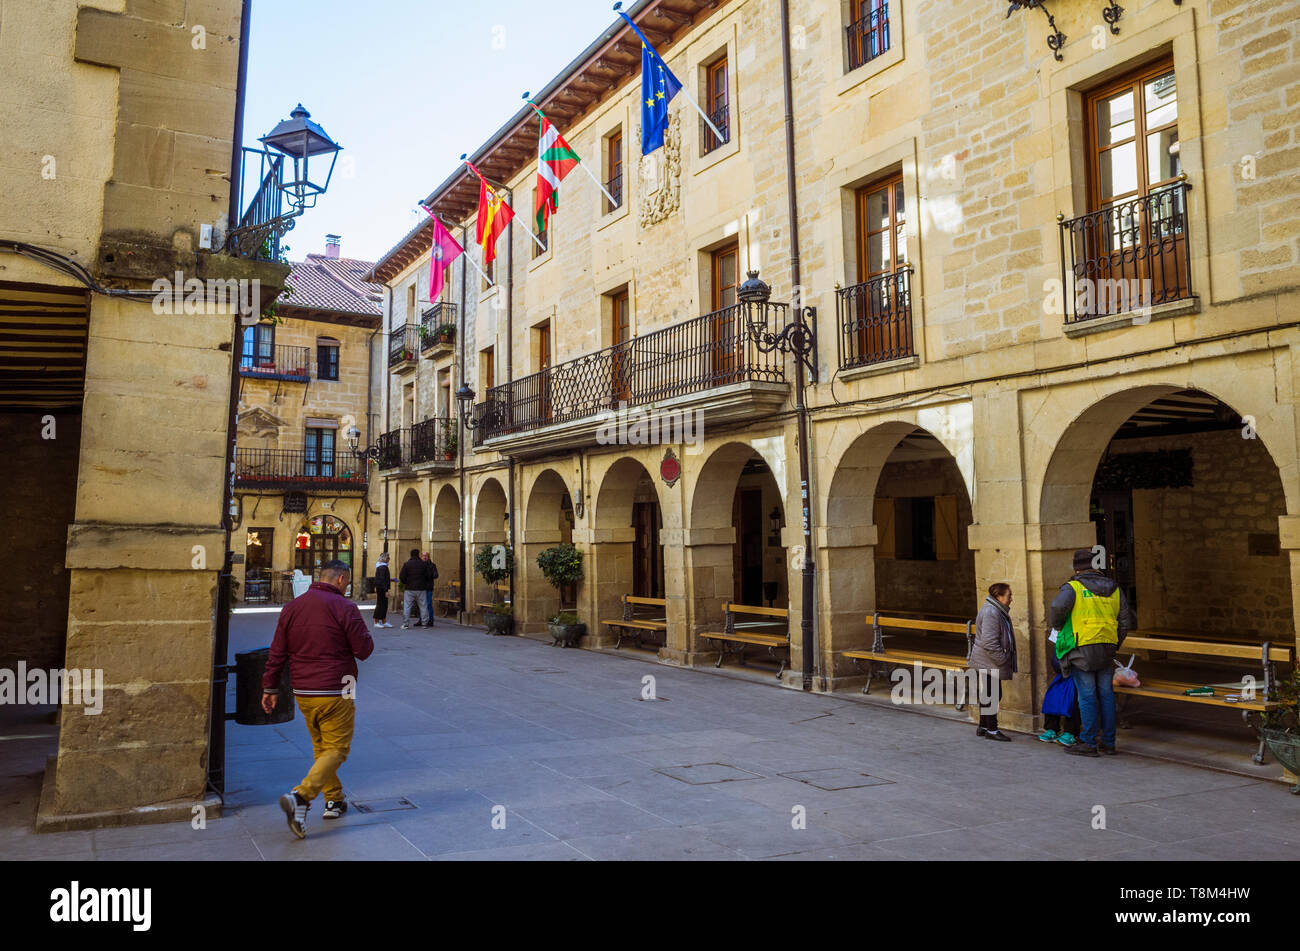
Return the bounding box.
[503,185,517,605]
[209,0,253,797]
[780,0,818,691]
[360,320,381,592]
[458,222,468,622]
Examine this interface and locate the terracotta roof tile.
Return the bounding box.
[278,254,383,318]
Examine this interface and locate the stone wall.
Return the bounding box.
[1118,428,1292,641]
[874,455,977,618]
[3,413,81,670]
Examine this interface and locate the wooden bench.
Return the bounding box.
[700,603,790,679]
[475,582,511,612]
[1114,632,1294,763]
[434,581,462,617]
[843,613,975,710]
[603,595,668,649]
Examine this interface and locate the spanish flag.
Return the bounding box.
[466,161,514,268]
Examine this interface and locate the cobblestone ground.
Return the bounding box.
[3,611,1298,861]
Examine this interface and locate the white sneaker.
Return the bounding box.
[401,623,409,629]
[279,792,309,839]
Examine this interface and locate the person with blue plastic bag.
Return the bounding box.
[1038,629,1081,746]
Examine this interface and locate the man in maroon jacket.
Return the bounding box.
[262,560,374,839]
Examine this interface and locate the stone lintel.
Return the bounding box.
[66,523,227,571]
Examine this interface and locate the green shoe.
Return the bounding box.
[1037,729,1059,743]
[1056,732,1077,747]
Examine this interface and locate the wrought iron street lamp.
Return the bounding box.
[260,104,342,214]
[737,270,818,382]
[345,425,379,463]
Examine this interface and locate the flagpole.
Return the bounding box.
[462,156,548,255]
[612,3,726,145]
[524,94,619,209]
[424,205,493,288]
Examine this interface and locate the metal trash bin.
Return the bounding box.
[233,647,293,726]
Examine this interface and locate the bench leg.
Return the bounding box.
[712,639,724,669]
[612,626,624,650]
[773,647,789,681]
[1244,710,1270,766]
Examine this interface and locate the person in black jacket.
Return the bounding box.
[398,549,431,629]
[421,551,439,627]
[372,552,392,629]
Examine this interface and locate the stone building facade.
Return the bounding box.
[233,244,384,600]
[370,0,1299,738]
[2,0,289,828]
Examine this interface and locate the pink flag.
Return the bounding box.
[425,212,464,302]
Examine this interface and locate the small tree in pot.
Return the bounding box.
[473,544,514,635]
[537,542,584,647]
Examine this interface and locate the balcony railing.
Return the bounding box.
[378,418,458,470]
[702,104,731,155]
[240,344,311,381]
[837,269,914,370]
[472,301,787,442]
[847,2,891,71]
[389,325,419,367]
[420,303,458,354]
[234,449,367,488]
[1058,181,1193,324]
[605,173,623,212]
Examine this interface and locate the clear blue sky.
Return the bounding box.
[241,0,623,264]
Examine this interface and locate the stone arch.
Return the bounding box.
[685,441,789,665]
[819,420,978,678]
[519,468,576,632]
[396,488,423,548]
[1035,384,1293,644]
[430,483,462,597]
[589,457,666,648]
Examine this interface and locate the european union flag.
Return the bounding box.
[640,43,681,155]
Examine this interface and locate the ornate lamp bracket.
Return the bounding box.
[1102,2,1124,34]
[750,309,819,383]
[1006,0,1066,61]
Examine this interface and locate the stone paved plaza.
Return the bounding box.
[3,610,1298,861]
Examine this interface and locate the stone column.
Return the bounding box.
[38,295,234,830]
[815,523,878,690]
[579,526,635,648]
[666,527,735,668]
[518,527,562,634]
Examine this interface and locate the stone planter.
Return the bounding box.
[484,610,514,636]
[548,621,586,648]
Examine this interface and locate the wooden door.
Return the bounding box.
[632,501,663,598]
[854,176,907,364]
[732,488,764,605]
[1083,62,1185,314]
[537,321,552,422]
[611,291,631,404]
[710,245,740,384]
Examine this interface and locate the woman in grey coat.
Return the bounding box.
[970,582,1019,741]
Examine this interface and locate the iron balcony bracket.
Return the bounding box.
[749,306,819,384]
[1102,2,1123,34]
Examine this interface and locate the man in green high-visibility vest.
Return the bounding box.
[1050,548,1132,757]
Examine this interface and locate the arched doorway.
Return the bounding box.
[520,469,575,632]
[430,484,462,606]
[1037,386,1294,759]
[821,422,976,677]
[396,488,423,551]
[591,458,665,648]
[688,442,788,667]
[294,515,354,595]
[470,478,508,613]
[1042,388,1292,640]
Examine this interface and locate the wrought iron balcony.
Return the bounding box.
[702,104,730,155]
[389,324,419,370]
[847,2,891,71]
[471,301,789,450]
[1058,181,1193,324]
[234,448,367,491]
[420,303,458,357]
[836,269,914,371]
[377,418,458,470]
[239,344,311,381]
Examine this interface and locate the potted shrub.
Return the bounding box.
[474,543,514,635]
[537,542,584,647]
[1260,669,1300,794]
[443,431,458,460]
[435,322,456,345]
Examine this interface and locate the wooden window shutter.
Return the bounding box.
[935,495,958,561]
[873,498,895,559]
